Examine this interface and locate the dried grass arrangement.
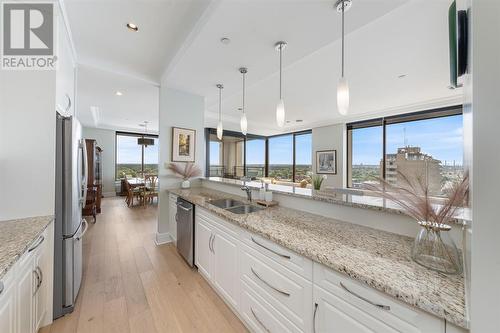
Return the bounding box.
[167,162,202,180]
[365,171,469,275]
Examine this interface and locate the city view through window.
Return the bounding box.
[350,113,464,196]
[116,133,159,179]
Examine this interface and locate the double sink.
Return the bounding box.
[208,198,264,214]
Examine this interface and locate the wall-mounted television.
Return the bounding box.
[449,0,468,88]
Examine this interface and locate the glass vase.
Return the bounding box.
[411,221,462,275]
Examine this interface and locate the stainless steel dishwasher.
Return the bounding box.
[176,197,194,267]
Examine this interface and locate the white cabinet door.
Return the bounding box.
[169,194,178,242]
[34,247,48,331]
[0,271,16,333]
[195,218,213,280]
[313,285,394,333]
[17,259,35,333]
[55,11,75,116]
[212,227,239,310]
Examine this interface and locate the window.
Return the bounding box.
[268,134,294,182]
[347,106,463,196]
[246,137,266,178]
[206,129,312,183]
[116,132,158,179]
[294,132,312,182]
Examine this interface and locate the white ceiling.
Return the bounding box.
[77,65,159,132]
[65,0,463,135]
[65,0,211,83]
[164,0,463,136]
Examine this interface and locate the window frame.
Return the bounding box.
[346,105,463,188]
[115,131,159,180]
[205,128,312,182]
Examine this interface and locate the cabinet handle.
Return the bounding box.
[33,270,40,295]
[313,302,318,333]
[176,203,192,211]
[209,234,213,253]
[250,307,270,333]
[37,267,43,288]
[340,282,391,310]
[251,268,290,297]
[211,234,215,254]
[251,237,290,259]
[28,235,45,252]
[0,281,4,295]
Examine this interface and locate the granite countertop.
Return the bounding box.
[169,187,467,328]
[202,177,471,224]
[0,216,53,280]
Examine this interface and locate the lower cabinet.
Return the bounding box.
[168,194,178,242]
[195,208,240,310]
[0,221,53,333]
[194,207,463,333]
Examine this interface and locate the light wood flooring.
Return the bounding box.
[42,196,248,333]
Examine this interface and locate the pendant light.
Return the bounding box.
[239,67,248,135]
[216,84,224,140]
[137,121,154,147]
[275,41,287,127]
[336,0,351,115]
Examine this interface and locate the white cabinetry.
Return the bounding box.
[0,221,54,333]
[0,270,16,333]
[168,194,178,242]
[195,208,240,310]
[192,206,463,333]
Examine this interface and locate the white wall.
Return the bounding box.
[157,86,205,242]
[82,127,116,196]
[0,70,57,220]
[469,0,500,331]
[311,123,344,188]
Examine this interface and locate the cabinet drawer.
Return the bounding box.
[240,243,312,331]
[240,230,312,279]
[313,263,444,332]
[240,280,303,333]
[196,207,239,239]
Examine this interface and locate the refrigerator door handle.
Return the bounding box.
[79,139,88,206]
[76,219,88,241]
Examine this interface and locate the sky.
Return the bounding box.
[352,114,463,165]
[117,135,159,164]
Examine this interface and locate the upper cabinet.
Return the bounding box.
[55,9,76,117]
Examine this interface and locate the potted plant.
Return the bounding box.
[312,174,327,190]
[365,171,469,274]
[167,163,202,189]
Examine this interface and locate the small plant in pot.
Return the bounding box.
[312,174,327,190]
[365,171,469,275]
[168,163,202,189]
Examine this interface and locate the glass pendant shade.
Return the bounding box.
[216,121,223,140]
[240,113,248,136]
[276,99,285,128]
[337,77,349,115]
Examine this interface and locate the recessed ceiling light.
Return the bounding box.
[296,119,303,123]
[398,74,407,79]
[126,23,138,32]
[115,91,123,96]
[220,37,231,45]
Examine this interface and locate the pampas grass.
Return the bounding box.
[167,163,202,180]
[364,171,469,225]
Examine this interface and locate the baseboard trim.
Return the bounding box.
[155,232,173,245]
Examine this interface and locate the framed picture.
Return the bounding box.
[172,127,196,162]
[316,150,337,174]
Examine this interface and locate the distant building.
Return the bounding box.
[380,146,442,194]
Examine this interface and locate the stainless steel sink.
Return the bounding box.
[226,204,264,214]
[209,198,245,209]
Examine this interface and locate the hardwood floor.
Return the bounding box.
[43,196,248,333]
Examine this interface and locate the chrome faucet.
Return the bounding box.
[241,186,252,202]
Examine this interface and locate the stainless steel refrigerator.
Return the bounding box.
[53,113,89,319]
